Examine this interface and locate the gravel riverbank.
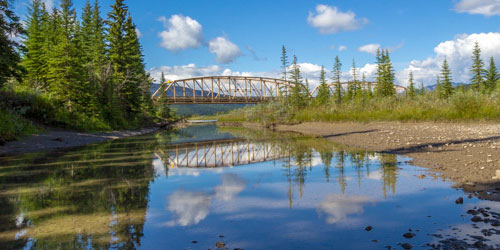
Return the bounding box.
[0,127,161,156]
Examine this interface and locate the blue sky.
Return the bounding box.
[15,0,500,86]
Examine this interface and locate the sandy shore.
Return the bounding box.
[266,122,500,196]
[0,127,160,156]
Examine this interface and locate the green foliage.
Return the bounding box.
[485,57,498,93]
[0,0,24,87]
[332,55,342,103]
[407,71,416,98]
[316,65,329,105]
[471,41,485,92]
[281,45,289,82]
[439,58,453,99]
[375,49,395,97]
[2,0,163,140]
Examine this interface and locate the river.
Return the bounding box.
[0,124,499,249]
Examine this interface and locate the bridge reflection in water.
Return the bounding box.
[156,138,289,168]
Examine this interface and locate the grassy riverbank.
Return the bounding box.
[200,90,500,124]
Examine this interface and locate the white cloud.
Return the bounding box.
[148,63,277,83]
[149,64,222,82]
[165,190,211,226]
[214,173,246,201]
[209,36,242,64]
[135,28,142,38]
[454,0,500,16]
[42,0,53,9]
[316,194,373,224]
[307,4,367,34]
[158,15,203,51]
[338,45,347,51]
[358,43,381,55]
[397,32,500,86]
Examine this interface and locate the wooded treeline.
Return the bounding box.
[0,0,156,139]
[22,0,152,126]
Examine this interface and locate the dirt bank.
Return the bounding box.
[270,122,500,195]
[0,127,161,156]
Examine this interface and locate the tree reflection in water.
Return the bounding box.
[0,125,402,249]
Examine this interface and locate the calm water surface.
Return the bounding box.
[1,125,500,249]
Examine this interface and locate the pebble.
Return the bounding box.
[216,242,225,248]
[403,232,416,239]
[455,197,464,204]
[365,226,373,231]
[471,216,482,222]
[401,243,413,249]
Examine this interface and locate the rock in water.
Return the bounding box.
[471,216,482,222]
[403,232,416,239]
[365,226,373,231]
[216,241,225,248]
[401,243,413,249]
[455,197,464,204]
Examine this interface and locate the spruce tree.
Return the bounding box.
[0,0,24,87]
[440,59,453,99]
[281,45,289,82]
[485,57,498,92]
[376,50,395,97]
[407,71,416,98]
[347,59,357,100]
[332,55,342,103]
[23,0,47,90]
[289,55,306,108]
[317,65,329,104]
[123,15,148,114]
[471,41,484,91]
[160,72,166,84]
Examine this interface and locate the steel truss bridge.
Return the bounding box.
[151,76,407,104]
[151,76,294,104]
[155,138,288,168]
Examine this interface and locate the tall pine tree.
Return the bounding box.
[471,41,484,92]
[317,65,329,104]
[332,55,342,103]
[440,59,453,99]
[0,0,24,87]
[407,71,416,98]
[485,57,498,92]
[23,0,47,90]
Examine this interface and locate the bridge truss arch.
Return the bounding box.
[152,76,294,104]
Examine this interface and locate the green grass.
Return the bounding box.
[202,90,500,124]
[0,108,42,143]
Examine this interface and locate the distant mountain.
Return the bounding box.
[425,82,470,91]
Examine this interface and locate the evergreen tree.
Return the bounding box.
[0,0,24,87]
[440,59,453,99]
[376,49,395,97]
[289,55,306,108]
[471,41,485,91]
[419,82,425,95]
[160,72,166,84]
[332,55,342,103]
[122,15,148,114]
[364,73,372,97]
[281,45,289,82]
[347,59,357,100]
[485,57,498,92]
[316,65,329,104]
[23,0,47,90]
[47,0,95,114]
[407,71,416,98]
